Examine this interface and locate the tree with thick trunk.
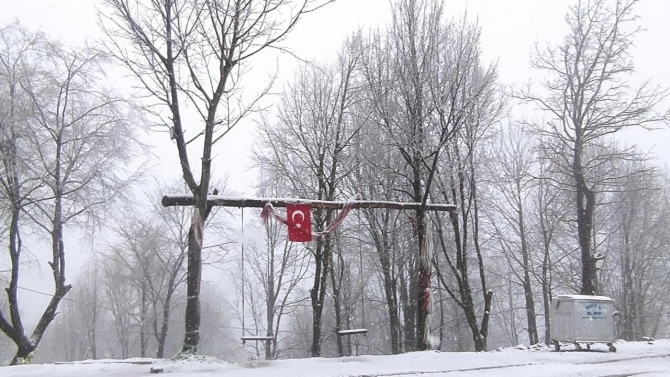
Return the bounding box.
[102,0,332,354]
[521,0,668,296]
[0,23,140,364]
[360,0,483,350]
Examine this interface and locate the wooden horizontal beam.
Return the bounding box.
[337,328,368,336]
[162,195,456,212]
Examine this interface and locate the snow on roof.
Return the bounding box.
[555,294,613,301]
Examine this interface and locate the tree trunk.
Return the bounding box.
[329,248,345,357]
[140,281,147,357]
[574,136,596,296]
[90,325,97,359]
[542,252,552,345]
[265,305,274,360]
[416,214,431,351]
[438,281,445,350]
[375,229,401,354]
[478,291,493,351]
[538,186,554,346]
[156,289,171,358]
[7,145,73,364]
[266,246,276,360]
[10,341,35,365]
[399,254,416,352]
[506,273,518,346]
[90,280,98,359]
[157,246,183,358]
[518,205,539,345]
[471,154,491,352]
[310,211,332,357]
[157,315,169,358]
[622,231,635,340]
[182,203,205,353]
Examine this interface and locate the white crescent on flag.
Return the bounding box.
[292,210,305,226]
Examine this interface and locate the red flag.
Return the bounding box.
[287,203,312,242]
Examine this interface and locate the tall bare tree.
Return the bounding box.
[254,42,361,356]
[521,0,669,295]
[102,0,332,354]
[360,1,501,350]
[486,124,539,345]
[107,218,166,357]
[531,151,570,345]
[0,22,41,364]
[602,162,670,340]
[0,23,140,364]
[373,0,443,350]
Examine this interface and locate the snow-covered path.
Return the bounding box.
[2,340,669,377]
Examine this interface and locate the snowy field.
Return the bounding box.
[2,340,670,377]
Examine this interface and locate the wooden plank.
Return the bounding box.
[162,195,456,212]
[337,329,368,335]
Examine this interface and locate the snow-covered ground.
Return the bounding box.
[3,340,670,377]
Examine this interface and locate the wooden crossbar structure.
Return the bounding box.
[162,195,456,212]
[163,193,456,353]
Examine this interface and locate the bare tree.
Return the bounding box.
[0,22,45,365]
[350,125,407,354]
[254,41,361,356]
[429,18,503,351]
[602,161,670,340]
[530,151,571,345]
[361,0,443,351]
[486,124,539,345]
[433,117,497,352]
[103,260,135,358]
[104,181,197,359]
[521,0,669,295]
[0,23,141,364]
[101,0,332,354]
[149,186,190,359]
[359,0,503,350]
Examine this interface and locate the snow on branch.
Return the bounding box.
[162,195,457,211]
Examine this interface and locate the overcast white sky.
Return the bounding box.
[2,0,669,194]
[2,0,670,324]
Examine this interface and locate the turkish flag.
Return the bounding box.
[287,203,312,242]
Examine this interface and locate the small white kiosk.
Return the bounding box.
[550,295,619,352]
